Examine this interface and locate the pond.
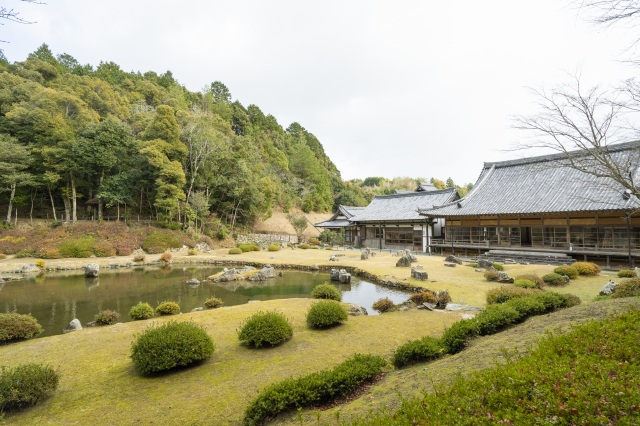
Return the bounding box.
[0,266,413,337]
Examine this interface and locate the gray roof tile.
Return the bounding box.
[350,189,458,222]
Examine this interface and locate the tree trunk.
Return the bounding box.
[48,187,58,222]
[71,173,77,223]
[6,182,16,223]
[98,169,104,220]
[116,203,120,221]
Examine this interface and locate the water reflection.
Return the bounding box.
[0,266,412,337]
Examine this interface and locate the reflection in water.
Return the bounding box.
[0,266,412,337]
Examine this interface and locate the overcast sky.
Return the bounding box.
[2,0,638,184]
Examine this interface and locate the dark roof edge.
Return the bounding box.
[370,187,458,201]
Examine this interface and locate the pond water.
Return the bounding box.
[0,266,412,337]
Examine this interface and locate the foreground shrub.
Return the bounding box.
[238,243,260,252]
[130,321,214,375]
[0,364,59,412]
[267,244,281,252]
[542,272,568,286]
[392,336,444,368]
[0,313,43,343]
[486,286,539,304]
[204,297,224,309]
[228,248,242,255]
[243,354,386,426]
[310,283,342,301]
[372,297,395,313]
[617,269,637,278]
[238,311,293,348]
[94,310,120,325]
[611,277,640,298]
[306,300,348,329]
[155,301,180,316]
[483,270,500,281]
[129,302,155,320]
[572,261,601,276]
[408,291,438,305]
[440,319,478,354]
[514,274,545,288]
[554,265,579,279]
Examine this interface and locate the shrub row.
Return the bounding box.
[393,292,581,367]
[0,364,60,413]
[243,354,386,426]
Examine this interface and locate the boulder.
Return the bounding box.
[63,319,82,334]
[496,271,514,284]
[84,263,100,278]
[186,278,200,285]
[21,264,41,274]
[310,264,320,271]
[436,289,452,308]
[418,302,436,311]
[444,263,456,267]
[330,268,340,281]
[248,265,276,281]
[338,269,351,284]
[411,267,429,281]
[444,255,463,265]
[329,255,339,261]
[396,254,412,267]
[477,259,494,269]
[191,307,204,312]
[599,280,618,296]
[346,303,368,316]
[360,250,369,260]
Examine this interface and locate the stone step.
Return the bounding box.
[476,250,575,266]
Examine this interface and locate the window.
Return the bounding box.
[385,228,413,245]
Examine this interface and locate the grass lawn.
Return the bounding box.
[0,249,621,425]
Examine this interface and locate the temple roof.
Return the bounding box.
[349,188,458,222]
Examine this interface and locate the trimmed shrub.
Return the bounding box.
[298,243,311,249]
[554,265,579,279]
[92,240,116,257]
[372,297,395,313]
[617,269,637,278]
[267,244,281,252]
[243,354,386,426]
[238,243,260,252]
[57,237,94,258]
[141,231,182,254]
[187,249,197,256]
[408,291,438,305]
[440,319,478,354]
[505,296,547,318]
[155,301,180,316]
[160,252,172,262]
[486,286,540,304]
[15,249,35,258]
[514,274,545,289]
[560,293,582,308]
[484,270,500,281]
[129,302,155,320]
[572,261,601,276]
[228,248,242,255]
[204,297,224,309]
[475,304,521,335]
[611,277,640,298]
[492,262,505,271]
[542,272,568,286]
[0,313,43,343]
[310,283,342,301]
[94,310,120,325]
[514,278,538,289]
[0,364,59,412]
[533,291,574,311]
[306,300,348,329]
[133,254,146,262]
[34,259,46,270]
[392,336,444,368]
[130,321,214,375]
[238,311,293,348]
[35,247,61,259]
[309,237,321,246]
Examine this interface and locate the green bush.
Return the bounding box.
[228,247,242,255]
[611,277,640,298]
[474,304,521,335]
[392,336,444,368]
[513,278,538,289]
[238,243,260,252]
[92,240,116,257]
[484,270,500,281]
[492,262,505,271]
[533,291,576,311]
[0,313,43,343]
[310,283,342,301]
[141,231,182,254]
[243,354,386,426]
[267,244,281,252]
[0,364,59,412]
[306,300,348,329]
[486,286,539,304]
[572,261,601,276]
[155,301,180,316]
[309,237,321,245]
[514,274,545,289]
[554,265,579,279]
[298,243,311,249]
[187,249,197,256]
[504,296,547,317]
[372,297,395,313]
[57,236,94,258]
[130,321,214,375]
[408,291,438,305]
[617,269,637,278]
[94,310,120,325]
[129,302,155,320]
[440,319,478,354]
[542,272,568,286]
[238,311,293,348]
[204,297,224,309]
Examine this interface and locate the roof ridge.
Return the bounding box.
[371,187,457,200]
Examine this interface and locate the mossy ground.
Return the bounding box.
[0,248,623,425]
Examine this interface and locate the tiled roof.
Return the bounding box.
[420,142,640,217]
[315,219,353,228]
[349,188,458,222]
[339,206,365,218]
[314,205,365,227]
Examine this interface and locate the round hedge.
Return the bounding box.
[155,301,180,316]
[130,321,214,374]
[129,302,155,320]
[513,279,537,289]
[553,265,578,279]
[204,297,224,309]
[611,277,640,298]
[0,363,59,412]
[372,297,395,313]
[94,310,120,325]
[409,291,438,305]
[0,313,43,344]
[238,311,293,348]
[514,274,545,289]
[306,300,348,329]
[542,272,569,286]
[310,283,342,301]
[572,261,601,276]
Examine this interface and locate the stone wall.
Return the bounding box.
[237,233,298,249]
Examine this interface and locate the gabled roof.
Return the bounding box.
[420,142,640,217]
[416,182,438,192]
[349,188,459,223]
[314,205,365,228]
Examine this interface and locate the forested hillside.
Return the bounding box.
[0,44,370,229]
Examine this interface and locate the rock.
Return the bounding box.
[599,279,618,296]
[63,319,82,334]
[436,289,452,308]
[346,303,368,316]
[475,268,486,273]
[248,265,276,281]
[477,259,494,269]
[411,267,429,281]
[330,268,340,281]
[419,302,436,311]
[444,255,463,265]
[338,269,351,284]
[445,303,483,312]
[444,263,456,267]
[329,255,338,261]
[310,264,320,271]
[396,254,412,267]
[496,271,514,284]
[84,263,100,278]
[84,321,97,327]
[21,264,40,274]
[360,250,369,260]
[191,307,204,312]
[195,243,211,252]
[186,278,200,285]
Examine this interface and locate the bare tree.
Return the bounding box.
[1,0,44,47]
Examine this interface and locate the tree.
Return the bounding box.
[287,213,308,242]
[0,134,33,223]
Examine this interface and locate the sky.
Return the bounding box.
[2,0,639,185]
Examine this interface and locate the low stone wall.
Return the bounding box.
[237,233,298,249]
